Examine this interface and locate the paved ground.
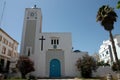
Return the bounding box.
[38,79,75,80]
[38,79,100,80]
[37,78,101,80]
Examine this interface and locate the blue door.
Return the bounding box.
[50,59,61,77]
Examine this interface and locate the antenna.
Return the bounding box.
[0,1,6,26]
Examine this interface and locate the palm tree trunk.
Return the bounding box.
[109,30,119,70]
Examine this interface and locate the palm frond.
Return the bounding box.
[96,5,117,22]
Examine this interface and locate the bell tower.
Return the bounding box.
[20,5,42,55]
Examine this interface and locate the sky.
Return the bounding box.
[0,0,120,55]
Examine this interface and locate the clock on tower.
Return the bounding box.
[30,12,34,16]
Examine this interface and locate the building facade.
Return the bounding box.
[0,28,19,72]
[99,34,120,65]
[20,6,87,77]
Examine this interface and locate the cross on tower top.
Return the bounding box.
[34,5,36,8]
[32,5,37,9]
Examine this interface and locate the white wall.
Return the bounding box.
[93,66,116,77]
[70,51,88,77]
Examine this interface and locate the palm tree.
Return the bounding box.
[96,5,119,70]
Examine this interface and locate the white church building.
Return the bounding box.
[20,5,87,78]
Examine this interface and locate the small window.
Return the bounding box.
[54,40,56,44]
[6,40,8,45]
[35,17,37,19]
[57,39,59,45]
[8,50,12,56]
[26,47,32,56]
[2,46,6,54]
[0,35,2,41]
[28,48,31,56]
[11,43,14,48]
[27,17,29,19]
[106,51,109,55]
[102,54,104,57]
[51,40,53,44]
[3,38,5,43]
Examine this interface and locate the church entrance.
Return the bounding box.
[50,59,61,77]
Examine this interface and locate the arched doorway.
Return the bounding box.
[50,59,61,77]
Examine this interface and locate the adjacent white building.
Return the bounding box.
[20,5,87,77]
[99,34,120,65]
[0,28,19,72]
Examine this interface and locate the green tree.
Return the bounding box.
[76,54,98,78]
[97,61,104,66]
[117,0,120,9]
[97,61,110,66]
[96,5,119,71]
[17,56,35,79]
